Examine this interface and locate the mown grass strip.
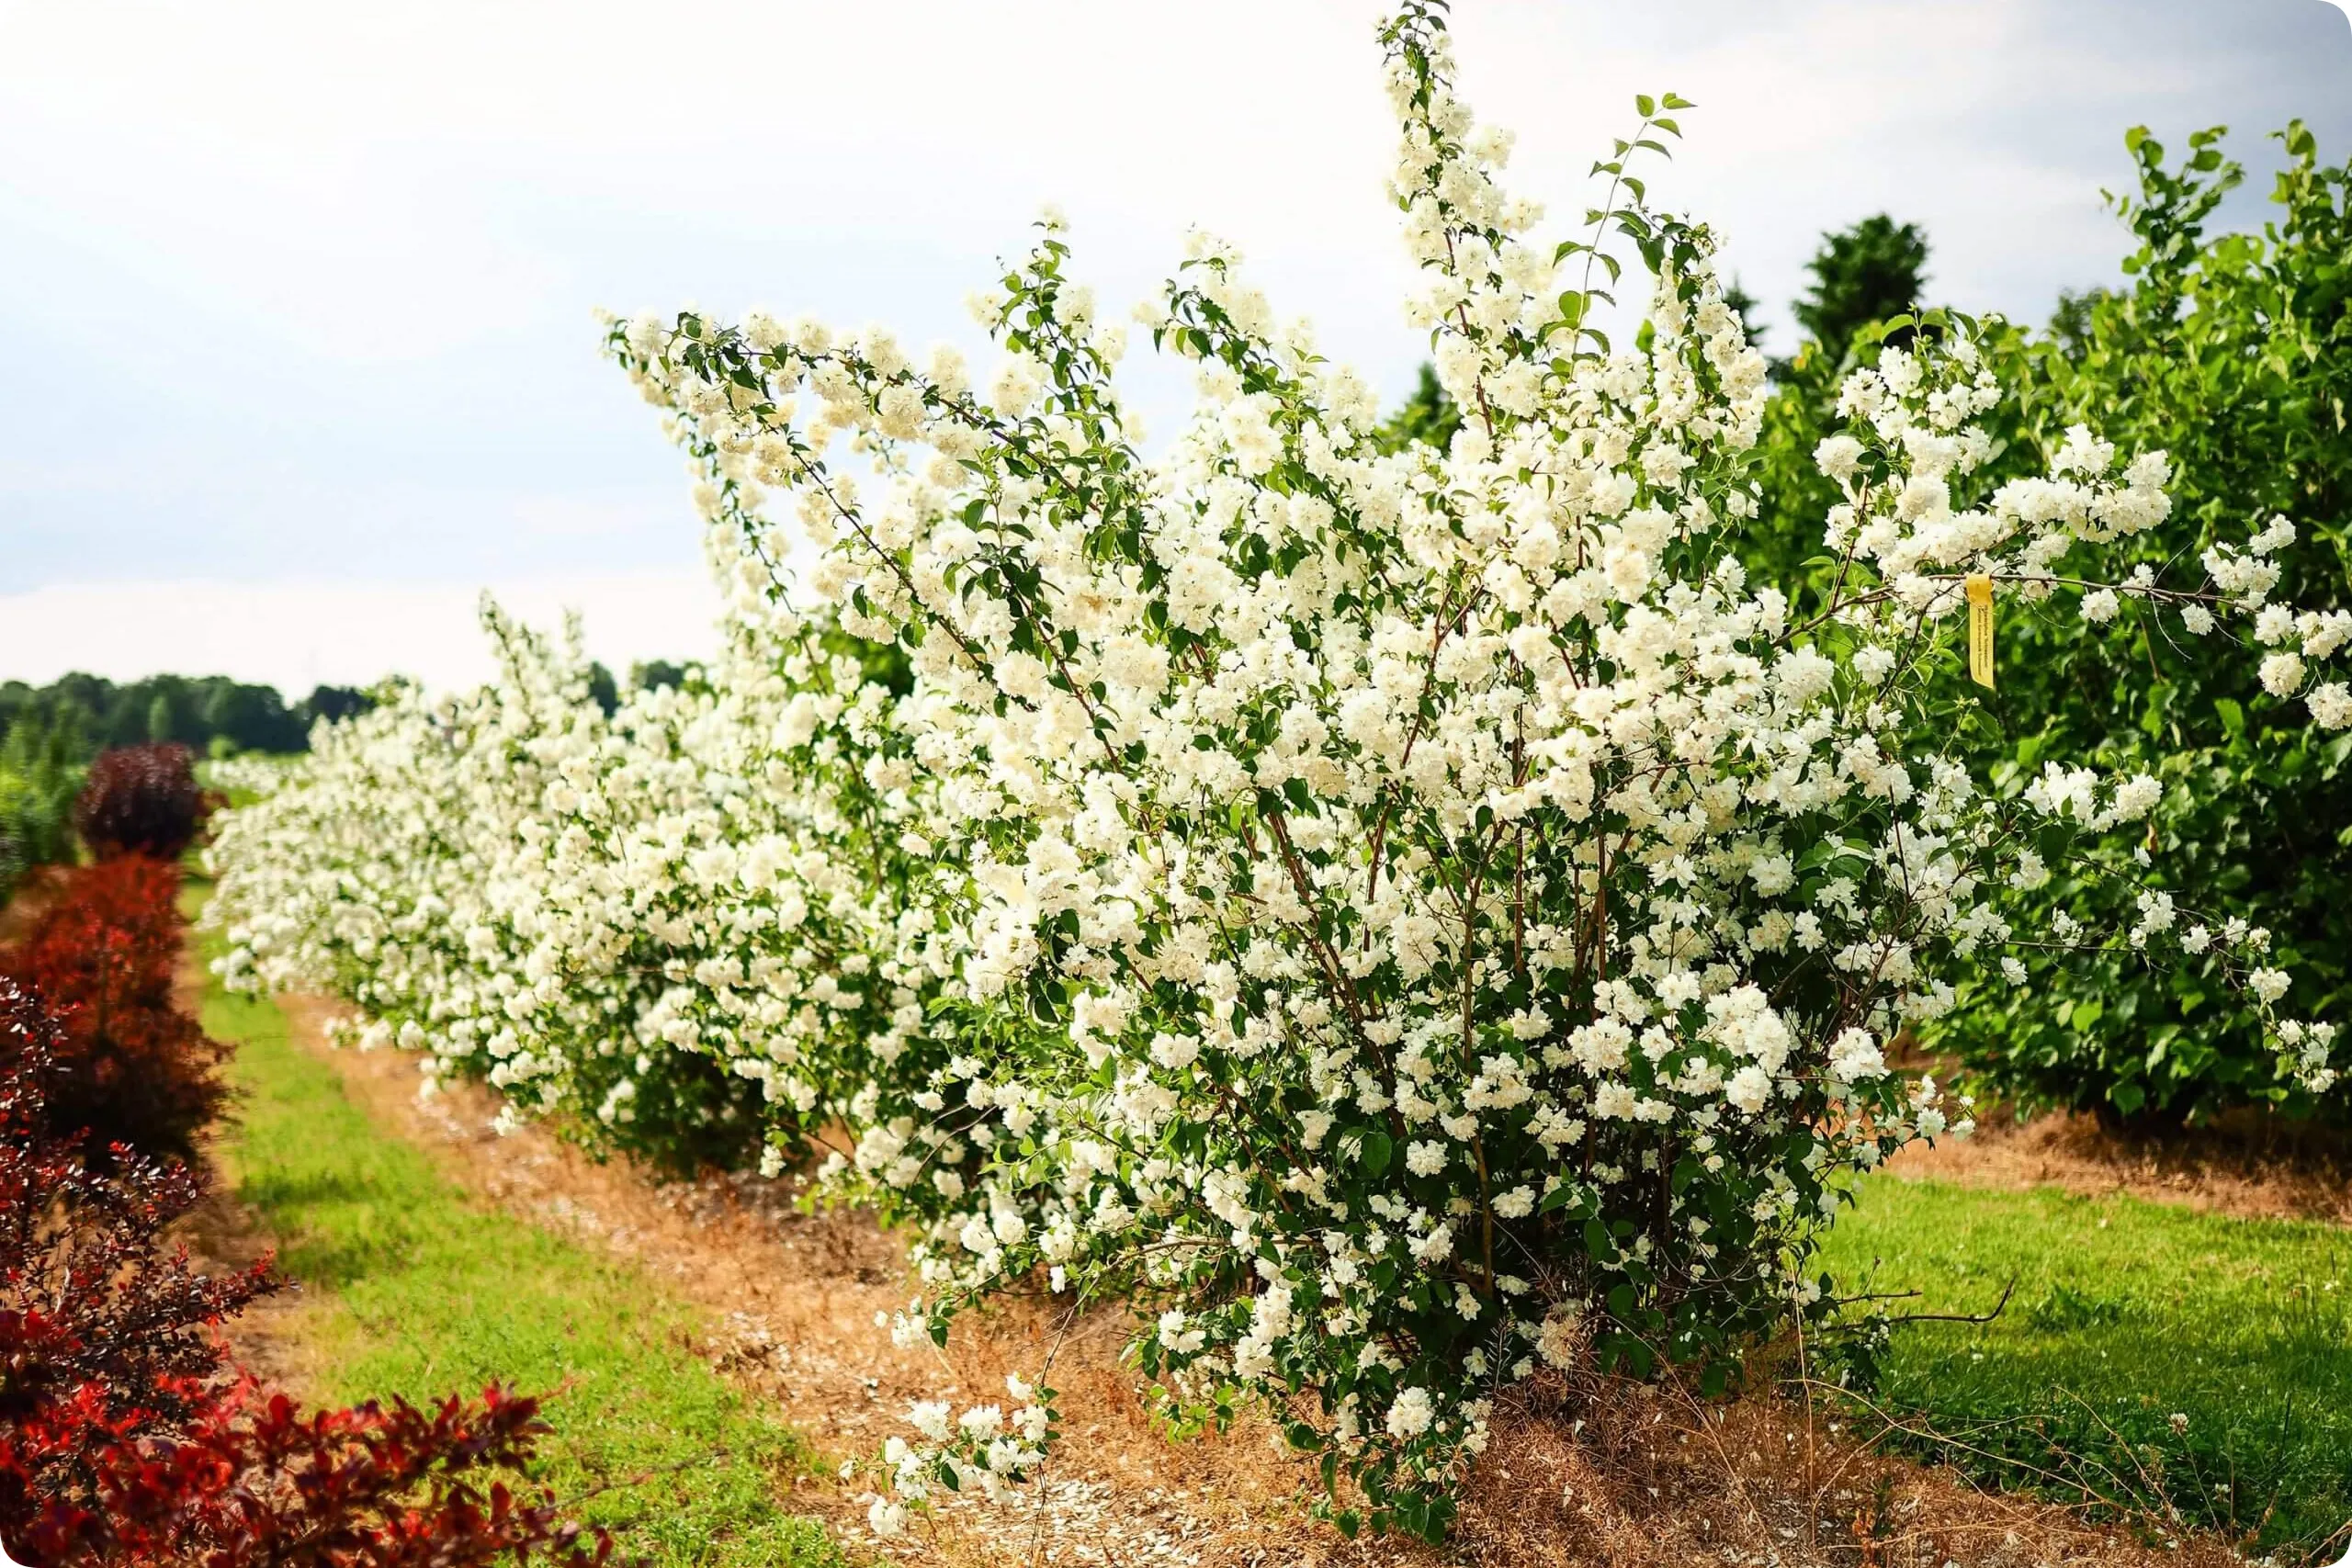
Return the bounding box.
[1822,1175,2352,1551]
[187,884,839,1568]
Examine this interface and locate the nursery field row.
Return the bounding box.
[185,884,840,1568]
[3,750,2342,1562]
[186,867,2352,1560]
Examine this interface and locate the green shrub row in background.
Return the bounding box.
[1409,121,2351,1128]
[0,710,82,906]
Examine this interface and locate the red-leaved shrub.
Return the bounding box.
[0,976,274,1547]
[0,980,615,1568]
[73,745,208,863]
[0,977,271,1461]
[0,858,228,1163]
[11,1378,616,1568]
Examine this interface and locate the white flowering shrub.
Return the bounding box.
[198,753,298,802]
[208,1,2348,1542]
[208,594,978,1183]
[210,608,765,1168]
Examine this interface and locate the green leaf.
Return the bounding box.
[1340,1126,1394,1178]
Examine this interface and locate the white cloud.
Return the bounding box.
[0,0,2345,679]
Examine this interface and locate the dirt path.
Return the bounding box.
[255,989,2256,1568]
[269,995,1378,1568]
[172,942,324,1392]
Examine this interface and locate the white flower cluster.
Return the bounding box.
[862,1373,1057,1538]
[207,598,973,1192]
[198,753,298,800]
[203,2,2345,1541]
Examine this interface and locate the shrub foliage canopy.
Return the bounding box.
[74,746,209,866]
[1,857,231,1164]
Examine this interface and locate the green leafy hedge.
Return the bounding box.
[1961,122,2351,1124]
[1745,122,2352,1124]
[0,711,83,905]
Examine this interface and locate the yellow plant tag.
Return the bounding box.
[1965,573,1995,690]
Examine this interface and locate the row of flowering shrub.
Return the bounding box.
[204,2,2347,1540]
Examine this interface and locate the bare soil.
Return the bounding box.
[245,988,2260,1568]
[171,942,324,1392]
[0,864,69,946]
[1884,1103,2352,1225]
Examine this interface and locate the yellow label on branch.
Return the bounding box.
[1965,572,1995,690]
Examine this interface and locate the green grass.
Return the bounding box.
[186,883,838,1568]
[1822,1175,2352,1552]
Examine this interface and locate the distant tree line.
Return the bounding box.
[0,675,377,762]
[1,659,698,763]
[587,659,696,717]
[1,660,691,898]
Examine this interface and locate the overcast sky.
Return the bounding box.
[3,0,2347,694]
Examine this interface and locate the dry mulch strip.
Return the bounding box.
[1883,1102,2352,1226]
[266,990,2257,1568]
